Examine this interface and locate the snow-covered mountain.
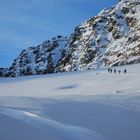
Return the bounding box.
[58,0,140,71]
[1,0,140,77]
[5,36,69,77]
[0,68,8,77]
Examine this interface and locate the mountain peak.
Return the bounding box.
[1,0,140,77]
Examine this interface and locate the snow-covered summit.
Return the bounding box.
[5,36,69,77]
[59,0,140,71]
[1,0,140,77]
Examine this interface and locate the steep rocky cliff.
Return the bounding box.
[58,0,140,71]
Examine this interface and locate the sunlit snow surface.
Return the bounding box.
[0,64,140,140]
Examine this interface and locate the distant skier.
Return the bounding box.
[110,69,112,73]
[114,69,116,74]
[124,69,127,74]
[108,68,110,73]
[118,70,121,74]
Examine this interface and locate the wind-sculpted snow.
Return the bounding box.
[0,64,140,140]
[0,108,104,140]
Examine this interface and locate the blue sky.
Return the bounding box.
[0,0,118,67]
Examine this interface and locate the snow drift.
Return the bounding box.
[0,64,140,140]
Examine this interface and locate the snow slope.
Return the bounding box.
[0,64,140,140]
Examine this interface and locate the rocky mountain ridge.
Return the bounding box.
[58,0,140,71]
[1,0,140,77]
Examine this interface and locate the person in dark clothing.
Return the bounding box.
[118,70,121,74]
[110,69,112,73]
[114,69,116,74]
[108,68,110,73]
[124,69,127,74]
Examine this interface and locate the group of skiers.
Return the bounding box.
[108,68,127,74]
